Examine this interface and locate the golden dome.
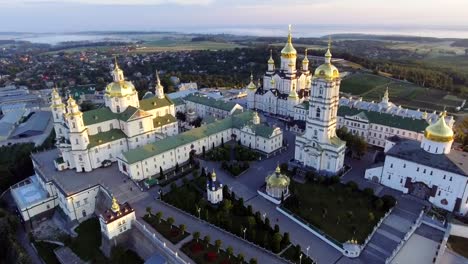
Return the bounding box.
[268,49,275,64]
[111,196,120,213]
[281,25,297,58]
[247,73,256,90]
[314,63,340,79]
[424,111,454,142]
[266,167,290,188]
[105,81,136,97]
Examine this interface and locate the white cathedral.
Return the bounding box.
[51,61,178,172]
[246,26,312,117]
[293,43,346,175]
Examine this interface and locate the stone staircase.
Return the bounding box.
[359,205,423,263]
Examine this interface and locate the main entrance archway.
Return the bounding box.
[410,182,431,200]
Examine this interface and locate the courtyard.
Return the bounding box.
[282,179,395,244]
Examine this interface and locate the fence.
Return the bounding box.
[385,209,424,264]
[133,219,190,264]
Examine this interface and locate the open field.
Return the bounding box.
[340,72,466,112]
[131,41,242,53]
[385,41,466,57]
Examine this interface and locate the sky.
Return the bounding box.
[0,0,468,33]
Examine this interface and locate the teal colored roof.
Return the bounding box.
[122,111,276,164]
[139,95,174,111]
[330,136,346,147]
[171,98,185,106]
[83,107,116,126]
[184,94,238,112]
[337,106,428,132]
[87,129,126,149]
[153,114,177,128]
[118,106,139,122]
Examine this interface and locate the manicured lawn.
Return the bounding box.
[34,241,60,264]
[181,239,246,264]
[143,215,190,244]
[448,235,468,259]
[283,181,393,244]
[280,245,316,264]
[163,176,290,253]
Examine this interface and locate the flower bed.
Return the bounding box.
[181,239,246,264]
[142,215,190,244]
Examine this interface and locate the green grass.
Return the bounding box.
[142,215,190,244]
[70,218,108,263]
[283,181,389,244]
[280,245,316,264]
[448,235,468,259]
[181,239,246,264]
[340,72,464,111]
[341,73,391,95]
[34,241,60,264]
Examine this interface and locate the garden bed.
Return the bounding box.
[448,235,468,259]
[280,244,316,264]
[282,180,395,244]
[181,239,246,264]
[143,214,190,244]
[162,176,290,253]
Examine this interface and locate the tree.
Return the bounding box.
[249,258,258,264]
[238,253,245,262]
[247,205,253,215]
[179,224,186,234]
[364,187,374,196]
[167,217,175,229]
[274,224,280,233]
[280,163,288,173]
[264,217,270,228]
[215,239,222,253]
[222,199,233,213]
[170,182,177,191]
[201,167,206,178]
[175,162,180,173]
[176,111,186,122]
[203,235,211,246]
[159,166,164,178]
[368,212,375,222]
[374,198,384,210]
[221,137,224,147]
[226,246,233,259]
[272,232,282,253]
[193,231,200,242]
[282,232,290,246]
[155,211,163,224]
[145,207,152,216]
[247,216,256,229]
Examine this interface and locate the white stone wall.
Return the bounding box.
[100,212,135,239]
[104,93,139,114]
[376,155,468,214]
[207,189,223,204]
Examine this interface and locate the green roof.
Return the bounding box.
[295,101,309,110]
[118,106,139,122]
[87,129,126,149]
[153,114,177,128]
[122,111,276,164]
[171,98,185,106]
[139,95,174,111]
[337,106,428,132]
[184,94,238,112]
[83,107,116,126]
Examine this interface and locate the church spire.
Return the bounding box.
[324,36,332,64]
[111,196,120,213]
[112,56,125,82]
[247,72,256,90]
[302,48,309,71]
[155,70,165,99]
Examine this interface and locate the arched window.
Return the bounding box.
[316,107,321,118]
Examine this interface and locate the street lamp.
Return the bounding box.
[196,207,201,220]
[299,253,303,264]
[306,246,310,258]
[158,189,163,200]
[242,227,247,240]
[262,212,267,221]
